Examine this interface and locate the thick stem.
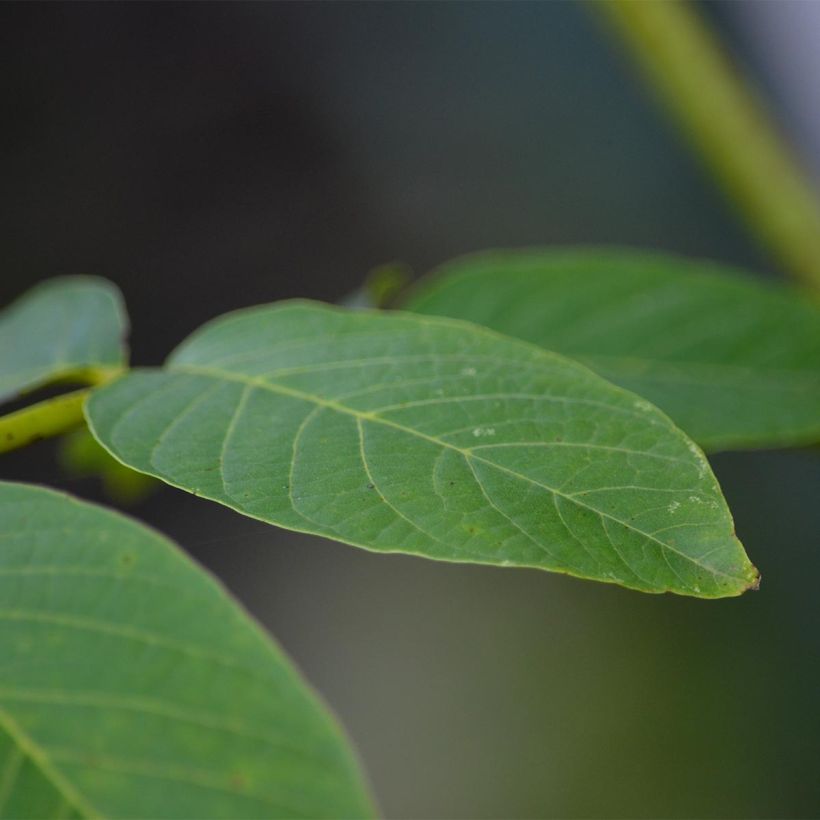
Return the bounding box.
[0,390,90,454]
[598,0,820,293]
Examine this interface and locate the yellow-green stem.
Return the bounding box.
[597,0,820,293]
[51,365,125,389]
[0,390,90,455]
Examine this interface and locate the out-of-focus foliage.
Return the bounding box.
[57,427,157,505]
[0,278,127,403]
[0,481,373,819]
[406,248,820,451]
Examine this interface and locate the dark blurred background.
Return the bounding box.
[2,3,818,818]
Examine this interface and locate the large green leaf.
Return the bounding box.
[0,277,127,403]
[87,300,758,598]
[403,249,820,451]
[0,481,373,819]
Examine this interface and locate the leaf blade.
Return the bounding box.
[87,301,758,598]
[0,277,127,404]
[404,249,820,450]
[0,480,373,819]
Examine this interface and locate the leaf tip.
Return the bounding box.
[746,566,762,592]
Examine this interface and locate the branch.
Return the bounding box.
[597,0,820,293]
[0,390,90,454]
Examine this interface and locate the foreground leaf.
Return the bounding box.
[87,301,758,598]
[0,277,127,403]
[0,481,373,819]
[404,249,820,450]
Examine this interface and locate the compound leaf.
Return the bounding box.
[0,277,127,404]
[404,249,820,451]
[0,481,373,819]
[87,301,757,598]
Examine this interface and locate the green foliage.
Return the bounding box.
[405,249,820,451]
[342,263,413,309]
[0,278,127,402]
[57,428,157,505]
[0,481,373,819]
[86,301,757,598]
[7,245,814,817]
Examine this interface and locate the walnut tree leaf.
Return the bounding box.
[86,300,759,598]
[0,480,373,819]
[0,277,127,404]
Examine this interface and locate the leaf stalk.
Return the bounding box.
[0,389,91,454]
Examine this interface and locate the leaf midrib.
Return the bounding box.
[0,706,99,819]
[170,363,746,585]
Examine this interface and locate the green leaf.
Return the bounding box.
[0,481,373,819]
[87,300,758,598]
[404,249,820,451]
[0,277,127,403]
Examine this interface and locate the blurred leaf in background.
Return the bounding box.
[57,427,157,505]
